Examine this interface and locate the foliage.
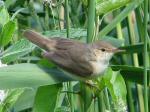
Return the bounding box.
[0,0,149,112]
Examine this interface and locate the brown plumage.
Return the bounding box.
[23,30,120,78]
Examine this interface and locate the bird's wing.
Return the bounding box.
[51,37,80,50]
[42,50,93,77]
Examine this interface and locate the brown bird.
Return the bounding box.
[23,30,122,79]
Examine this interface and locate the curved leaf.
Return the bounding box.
[103,68,127,111]
[0,20,16,47]
[0,3,9,26]
[0,63,72,89]
[111,65,150,84]
[1,39,35,63]
[33,84,62,112]
[96,0,130,15]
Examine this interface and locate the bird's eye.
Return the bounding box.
[101,48,105,52]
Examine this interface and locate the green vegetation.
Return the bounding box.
[0,0,149,112]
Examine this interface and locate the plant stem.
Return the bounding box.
[126,81,135,112]
[128,12,145,112]
[104,88,110,110]
[115,10,136,112]
[143,0,148,111]
[87,0,95,43]
[65,0,70,38]
[98,93,105,112]
[28,0,42,31]
[67,82,74,112]
[59,5,64,30]
[65,1,73,111]
[44,4,49,30]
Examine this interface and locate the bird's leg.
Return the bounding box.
[84,78,105,93]
[84,80,100,92]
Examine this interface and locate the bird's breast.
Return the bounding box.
[90,61,108,77]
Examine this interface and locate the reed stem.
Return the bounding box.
[143,0,148,111]
[65,0,70,38]
[87,0,95,43]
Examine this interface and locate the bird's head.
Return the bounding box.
[91,41,123,62]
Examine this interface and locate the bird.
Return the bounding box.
[23,30,122,79]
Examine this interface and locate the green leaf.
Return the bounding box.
[100,36,124,47]
[96,0,131,15]
[1,39,35,63]
[0,20,16,47]
[0,3,9,26]
[43,28,87,40]
[0,89,25,112]
[98,0,143,37]
[103,68,127,111]
[80,83,93,112]
[111,65,150,84]
[33,84,62,112]
[119,43,150,54]
[13,88,37,112]
[0,63,72,89]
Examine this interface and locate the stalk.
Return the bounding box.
[65,1,73,112]
[98,93,105,112]
[143,0,149,111]
[126,81,135,112]
[65,0,70,38]
[28,0,42,31]
[135,4,150,112]
[127,12,145,112]
[44,4,50,30]
[115,11,135,112]
[59,5,64,30]
[87,0,95,43]
[104,88,111,110]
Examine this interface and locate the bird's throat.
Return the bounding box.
[90,61,109,77]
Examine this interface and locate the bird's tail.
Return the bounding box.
[23,30,56,51]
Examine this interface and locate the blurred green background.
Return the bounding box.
[0,0,149,112]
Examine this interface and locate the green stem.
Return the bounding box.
[94,15,100,41]
[104,88,111,110]
[115,10,135,112]
[65,0,70,38]
[127,12,142,112]
[44,4,50,30]
[67,82,74,112]
[126,81,135,112]
[87,0,95,43]
[49,3,56,29]
[143,0,149,111]
[28,0,42,31]
[98,93,105,112]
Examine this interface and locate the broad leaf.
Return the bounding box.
[82,0,131,15]
[43,28,87,40]
[96,0,131,15]
[111,65,150,84]
[33,84,62,112]
[13,88,37,112]
[119,43,150,54]
[100,36,124,47]
[1,39,35,63]
[0,63,72,89]
[103,68,127,111]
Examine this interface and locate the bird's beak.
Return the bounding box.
[112,48,126,53]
